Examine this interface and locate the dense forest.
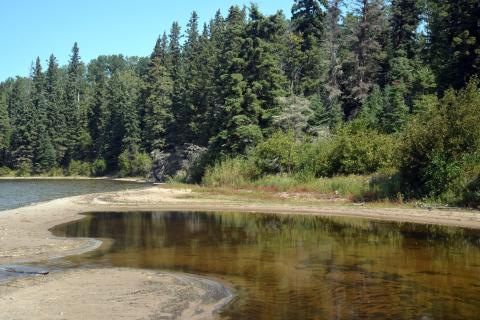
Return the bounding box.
[0,0,479,206]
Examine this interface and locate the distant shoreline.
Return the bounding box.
[0,176,151,183]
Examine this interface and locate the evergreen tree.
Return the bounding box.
[193,23,218,146]
[390,0,422,59]
[323,0,344,127]
[291,0,328,95]
[243,5,287,133]
[142,34,173,152]
[291,0,327,50]
[45,54,66,160]
[64,43,91,162]
[86,57,110,159]
[166,22,185,148]
[105,70,141,168]
[9,78,34,171]
[209,6,250,156]
[346,0,387,117]
[0,84,11,165]
[31,58,56,173]
[179,11,202,145]
[381,83,409,133]
[358,84,383,129]
[427,0,480,89]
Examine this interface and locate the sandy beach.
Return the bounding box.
[1,185,480,319]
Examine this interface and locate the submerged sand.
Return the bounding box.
[1,185,480,319]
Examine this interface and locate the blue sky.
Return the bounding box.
[0,0,293,81]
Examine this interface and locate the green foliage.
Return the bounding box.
[118,150,152,177]
[143,34,174,152]
[367,168,403,201]
[0,166,13,176]
[67,160,92,177]
[91,159,108,177]
[251,131,300,175]
[427,0,479,89]
[399,79,480,204]
[325,124,397,175]
[291,0,327,95]
[15,159,32,177]
[203,157,259,187]
[0,2,478,207]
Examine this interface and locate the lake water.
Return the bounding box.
[51,211,480,319]
[0,179,148,211]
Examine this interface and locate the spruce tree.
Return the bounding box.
[0,85,11,165]
[105,70,141,168]
[291,0,328,96]
[31,58,56,173]
[166,22,185,148]
[323,0,344,127]
[209,6,250,156]
[64,42,90,162]
[390,0,422,59]
[243,5,287,133]
[45,54,66,160]
[9,78,34,172]
[179,12,201,145]
[427,0,479,89]
[381,83,409,133]
[191,23,218,146]
[87,58,109,159]
[143,34,174,152]
[345,0,387,117]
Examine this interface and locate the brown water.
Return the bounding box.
[51,211,480,319]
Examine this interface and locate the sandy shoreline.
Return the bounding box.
[1,185,480,318]
[0,268,233,320]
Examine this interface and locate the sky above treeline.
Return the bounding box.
[0,0,293,81]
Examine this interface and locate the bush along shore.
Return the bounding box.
[0,2,479,208]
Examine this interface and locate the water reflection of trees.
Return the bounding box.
[52,211,480,319]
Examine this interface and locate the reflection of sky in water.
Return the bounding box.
[52,211,480,319]
[0,179,147,211]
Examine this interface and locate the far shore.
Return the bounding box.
[1,184,480,318]
[0,175,151,183]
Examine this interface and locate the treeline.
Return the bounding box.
[0,0,479,205]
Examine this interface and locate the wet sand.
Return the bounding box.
[0,268,232,320]
[1,185,480,319]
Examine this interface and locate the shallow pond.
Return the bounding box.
[0,179,148,211]
[51,211,480,319]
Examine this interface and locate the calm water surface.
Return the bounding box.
[0,179,147,211]
[52,211,480,319]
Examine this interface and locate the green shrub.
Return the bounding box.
[366,168,403,201]
[15,160,32,177]
[118,151,152,177]
[91,159,108,177]
[462,176,480,209]
[67,160,92,177]
[250,131,300,175]
[439,153,480,207]
[326,125,397,175]
[0,166,13,176]
[399,79,480,202]
[294,139,333,178]
[203,157,258,187]
[45,167,64,177]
